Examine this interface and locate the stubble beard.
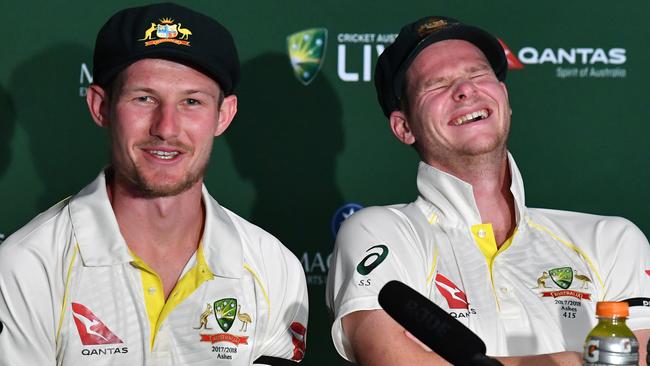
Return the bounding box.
[129,158,208,198]
[112,147,211,199]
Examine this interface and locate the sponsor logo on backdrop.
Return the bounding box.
[71,302,129,356]
[331,202,363,238]
[300,251,331,286]
[336,32,397,82]
[79,63,92,97]
[287,28,328,85]
[500,40,627,79]
[286,28,397,84]
[301,202,362,286]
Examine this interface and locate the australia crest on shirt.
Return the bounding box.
[532,266,594,319]
[194,297,253,360]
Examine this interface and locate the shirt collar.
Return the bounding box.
[69,171,243,278]
[415,151,526,229]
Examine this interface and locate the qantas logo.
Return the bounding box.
[498,39,524,69]
[434,274,469,309]
[71,303,123,345]
[290,322,307,361]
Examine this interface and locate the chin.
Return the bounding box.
[132,169,203,198]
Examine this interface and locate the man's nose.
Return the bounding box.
[150,103,180,139]
[452,79,478,102]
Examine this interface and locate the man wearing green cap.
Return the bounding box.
[326,16,650,365]
[0,3,307,365]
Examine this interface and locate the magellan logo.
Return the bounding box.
[287,28,328,85]
[331,202,363,238]
[356,244,389,275]
[498,39,627,78]
[140,17,192,46]
[300,251,331,286]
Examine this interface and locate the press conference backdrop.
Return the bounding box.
[1,1,648,364]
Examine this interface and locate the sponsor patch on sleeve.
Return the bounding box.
[623,297,650,308]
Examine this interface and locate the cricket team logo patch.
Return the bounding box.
[139,17,192,46]
[533,267,593,299]
[71,302,122,345]
[213,298,237,332]
[287,28,327,85]
[198,299,253,360]
[549,266,573,289]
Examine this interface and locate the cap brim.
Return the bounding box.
[95,48,232,94]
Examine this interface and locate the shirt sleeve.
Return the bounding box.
[0,238,58,366]
[325,206,430,362]
[253,239,309,362]
[598,217,650,330]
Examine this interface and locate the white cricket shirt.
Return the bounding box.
[326,154,650,361]
[0,172,308,365]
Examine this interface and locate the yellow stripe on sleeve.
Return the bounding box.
[56,243,79,344]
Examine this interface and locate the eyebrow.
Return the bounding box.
[122,86,218,98]
[416,62,492,90]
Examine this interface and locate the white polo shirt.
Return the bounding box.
[0,172,308,365]
[326,154,650,361]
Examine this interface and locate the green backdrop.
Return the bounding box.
[1,1,649,364]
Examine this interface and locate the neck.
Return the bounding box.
[106,170,205,261]
[426,150,516,246]
[106,170,205,299]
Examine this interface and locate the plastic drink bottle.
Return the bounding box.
[583,301,639,365]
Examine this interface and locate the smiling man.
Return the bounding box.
[326,16,650,365]
[0,3,307,365]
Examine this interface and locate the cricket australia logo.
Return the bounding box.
[139,17,192,46]
[549,267,573,289]
[213,298,237,332]
[287,28,327,85]
[533,266,593,300]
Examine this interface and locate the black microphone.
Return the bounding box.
[378,280,503,366]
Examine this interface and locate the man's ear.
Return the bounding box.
[214,94,237,137]
[389,110,416,145]
[86,84,110,128]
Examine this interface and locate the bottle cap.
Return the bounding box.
[596,301,629,318]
